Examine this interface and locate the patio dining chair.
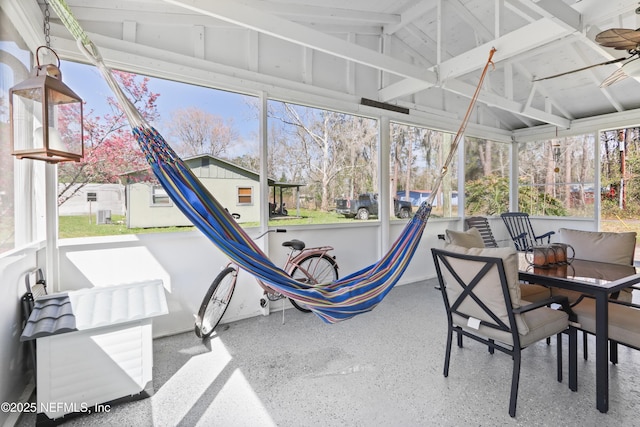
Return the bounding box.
[501,212,555,252]
[431,246,576,417]
[554,228,638,362]
[464,216,499,248]
[444,226,552,303]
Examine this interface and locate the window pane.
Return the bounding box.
[55,61,258,236]
[152,186,171,205]
[464,137,510,215]
[267,101,378,223]
[238,187,252,204]
[391,123,458,219]
[518,134,595,217]
[600,128,639,219]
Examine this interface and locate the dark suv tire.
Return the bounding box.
[398,208,410,219]
[356,208,370,220]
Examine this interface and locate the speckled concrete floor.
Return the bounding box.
[16,279,640,426]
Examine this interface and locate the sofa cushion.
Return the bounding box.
[446,227,485,248]
[557,228,636,265]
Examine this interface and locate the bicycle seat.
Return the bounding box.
[282,239,305,251]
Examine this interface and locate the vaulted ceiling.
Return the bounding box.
[6,0,640,136]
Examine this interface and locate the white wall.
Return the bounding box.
[56,220,457,337]
[55,216,595,338]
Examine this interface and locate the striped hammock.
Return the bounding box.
[132,125,433,324]
[49,0,494,323]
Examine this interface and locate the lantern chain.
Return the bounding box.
[43,0,51,48]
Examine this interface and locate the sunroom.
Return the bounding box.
[3,0,640,425]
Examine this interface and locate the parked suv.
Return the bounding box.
[335,193,412,220]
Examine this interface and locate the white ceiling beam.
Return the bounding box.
[164,0,438,84]
[379,18,573,101]
[443,79,571,128]
[521,0,582,31]
[2,0,47,51]
[238,1,401,25]
[383,0,436,35]
[514,107,640,142]
[56,3,398,29]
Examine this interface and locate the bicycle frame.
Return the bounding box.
[284,245,336,282]
[222,229,338,296]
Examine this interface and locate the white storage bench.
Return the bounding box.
[21,280,168,425]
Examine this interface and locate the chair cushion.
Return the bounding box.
[557,228,636,265]
[446,227,485,248]
[444,244,521,302]
[517,305,568,347]
[452,306,567,347]
[550,288,583,304]
[520,283,551,302]
[443,244,527,334]
[558,228,636,300]
[571,298,640,349]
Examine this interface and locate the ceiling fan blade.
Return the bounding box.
[596,28,640,50]
[533,57,627,82]
[600,56,640,87]
[600,68,629,87]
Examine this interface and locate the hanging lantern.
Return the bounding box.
[9,46,83,163]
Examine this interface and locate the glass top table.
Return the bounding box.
[518,255,640,413]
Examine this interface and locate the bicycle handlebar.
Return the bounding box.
[254,228,287,239]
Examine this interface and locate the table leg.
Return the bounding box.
[595,293,609,413]
[569,326,577,392]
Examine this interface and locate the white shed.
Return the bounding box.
[122,155,302,228]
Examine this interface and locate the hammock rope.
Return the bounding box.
[49,0,495,323]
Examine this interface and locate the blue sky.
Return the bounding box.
[60,60,258,155]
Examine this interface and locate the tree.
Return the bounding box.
[601,127,640,217]
[465,175,567,216]
[57,70,160,206]
[167,107,238,157]
[268,103,378,211]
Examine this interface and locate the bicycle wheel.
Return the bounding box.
[289,254,338,313]
[195,266,237,339]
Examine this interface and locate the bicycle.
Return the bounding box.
[194,228,339,339]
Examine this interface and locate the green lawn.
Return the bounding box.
[59,210,360,238]
[59,215,196,238]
